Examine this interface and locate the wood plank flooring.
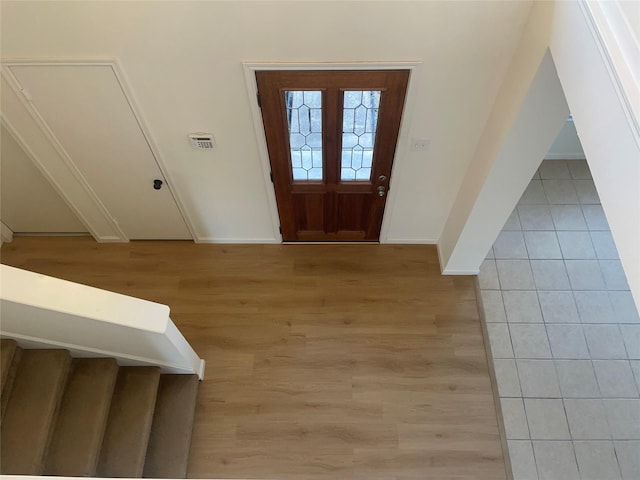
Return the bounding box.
[1,237,506,479]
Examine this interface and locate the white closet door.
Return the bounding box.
[9,64,191,240]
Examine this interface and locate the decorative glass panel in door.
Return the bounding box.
[341,90,381,182]
[285,91,323,181]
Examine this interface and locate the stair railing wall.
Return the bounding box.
[0,265,205,379]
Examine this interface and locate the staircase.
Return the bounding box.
[0,339,199,478]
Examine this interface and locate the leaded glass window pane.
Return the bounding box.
[285,91,323,181]
[341,90,380,181]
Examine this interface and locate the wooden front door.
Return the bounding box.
[256,70,409,242]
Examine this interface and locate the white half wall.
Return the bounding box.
[440,51,568,273]
[550,0,640,312]
[438,2,566,273]
[0,265,205,378]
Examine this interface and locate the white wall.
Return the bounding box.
[617,0,640,45]
[545,118,585,160]
[441,51,568,273]
[0,1,533,243]
[550,0,640,311]
[439,1,563,272]
[439,0,640,311]
[1,124,88,234]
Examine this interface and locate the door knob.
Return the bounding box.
[153,179,163,190]
[377,186,386,197]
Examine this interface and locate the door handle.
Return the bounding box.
[377,186,386,197]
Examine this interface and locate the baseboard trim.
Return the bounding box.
[12,232,92,237]
[95,236,129,243]
[194,237,280,244]
[544,154,587,160]
[436,242,481,275]
[473,278,513,480]
[441,268,480,275]
[382,238,438,244]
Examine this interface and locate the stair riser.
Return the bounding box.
[44,358,119,476]
[143,375,199,478]
[0,350,71,475]
[97,367,161,478]
[1,347,199,479]
[1,344,23,421]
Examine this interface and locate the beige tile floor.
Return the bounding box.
[479,160,640,480]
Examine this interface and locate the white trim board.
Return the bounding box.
[544,154,588,160]
[11,232,92,237]
[195,237,280,244]
[242,61,422,244]
[581,1,640,143]
[437,243,480,275]
[1,221,14,244]
[384,238,438,244]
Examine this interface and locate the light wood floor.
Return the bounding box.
[1,237,506,480]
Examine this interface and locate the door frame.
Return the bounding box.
[243,61,422,243]
[0,58,198,242]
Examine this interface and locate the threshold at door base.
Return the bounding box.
[282,241,380,245]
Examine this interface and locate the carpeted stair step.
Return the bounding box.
[1,339,18,391]
[97,366,160,478]
[1,339,22,420]
[44,358,119,476]
[0,349,71,475]
[143,374,200,478]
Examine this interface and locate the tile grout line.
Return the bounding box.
[483,162,639,479]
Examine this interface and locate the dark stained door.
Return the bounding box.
[256,70,409,241]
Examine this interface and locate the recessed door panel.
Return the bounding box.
[9,64,190,240]
[337,193,370,233]
[292,193,325,233]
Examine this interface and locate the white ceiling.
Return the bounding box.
[0,1,533,242]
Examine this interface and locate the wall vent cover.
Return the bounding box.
[189,133,215,150]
